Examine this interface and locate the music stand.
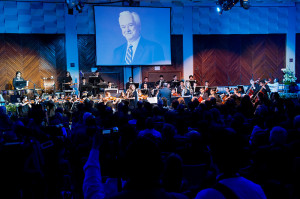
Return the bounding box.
[148,82,155,88]
[140,89,148,95]
[89,76,100,85]
[15,81,27,89]
[237,85,245,94]
[171,81,180,88]
[188,80,196,87]
[126,82,139,90]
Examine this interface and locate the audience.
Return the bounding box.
[0,92,299,199]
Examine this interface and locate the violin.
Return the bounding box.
[172,93,181,97]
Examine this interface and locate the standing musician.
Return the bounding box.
[126,77,134,90]
[259,79,271,97]
[156,75,165,88]
[126,84,137,98]
[13,71,28,91]
[94,70,105,83]
[245,79,259,98]
[79,77,91,97]
[62,71,73,90]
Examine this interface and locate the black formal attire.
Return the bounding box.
[113,37,165,65]
[62,76,72,90]
[13,77,25,90]
[156,80,165,88]
[170,80,179,88]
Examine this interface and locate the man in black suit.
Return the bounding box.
[113,11,165,65]
[157,83,171,106]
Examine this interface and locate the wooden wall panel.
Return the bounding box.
[77,35,124,89]
[0,34,66,91]
[194,34,286,86]
[142,35,183,82]
[296,34,300,83]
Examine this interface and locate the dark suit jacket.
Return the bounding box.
[113,37,165,65]
[157,88,171,105]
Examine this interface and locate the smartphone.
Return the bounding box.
[102,129,111,135]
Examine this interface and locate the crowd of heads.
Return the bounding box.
[0,91,300,198]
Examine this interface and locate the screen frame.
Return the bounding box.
[93,5,172,66]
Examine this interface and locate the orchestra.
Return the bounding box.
[1,70,282,117]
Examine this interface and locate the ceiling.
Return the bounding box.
[5,0,300,5]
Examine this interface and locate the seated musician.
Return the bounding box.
[259,79,271,97]
[126,84,137,98]
[204,80,210,95]
[18,96,31,117]
[13,71,27,91]
[141,83,151,96]
[198,87,209,103]
[171,88,179,96]
[209,88,222,103]
[107,82,113,89]
[188,75,196,89]
[177,81,190,96]
[62,71,73,90]
[79,77,90,96]
[170,75,179,88]
[233,88,242,98]
[221,87,231,102]
[118,91,127,99]
[126,77,134,90]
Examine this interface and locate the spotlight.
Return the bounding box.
[216,0,239,14]
[216,6,222,14]
[240,0,250,9]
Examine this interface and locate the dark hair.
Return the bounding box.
[95,70,100,73]
[160,75,164,78]
[144,77,148,79]
[173,75,177,78]
[16,71,21,76]
[189,75,193,78]
[82,77,86,80]
[66,71,70,75]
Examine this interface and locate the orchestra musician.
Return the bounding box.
[204,80,210,95]
[209,88,222,103]
[142,77,150,88]
[126,77,134,90]
[170,75,179,88]
[177,80,189,96]
[62,71,73,90]
[156,75,165,88]
[245,79,259,98]
[126,84,137,98]
[198,87,209,103]
[79,77,90,97]
[141,83,151,96]
[13,71,28,95]
[259,79,271,96]
[94,70,105,83]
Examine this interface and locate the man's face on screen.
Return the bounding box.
[119,14,140,43]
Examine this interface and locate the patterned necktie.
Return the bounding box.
[125,45,133,65]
